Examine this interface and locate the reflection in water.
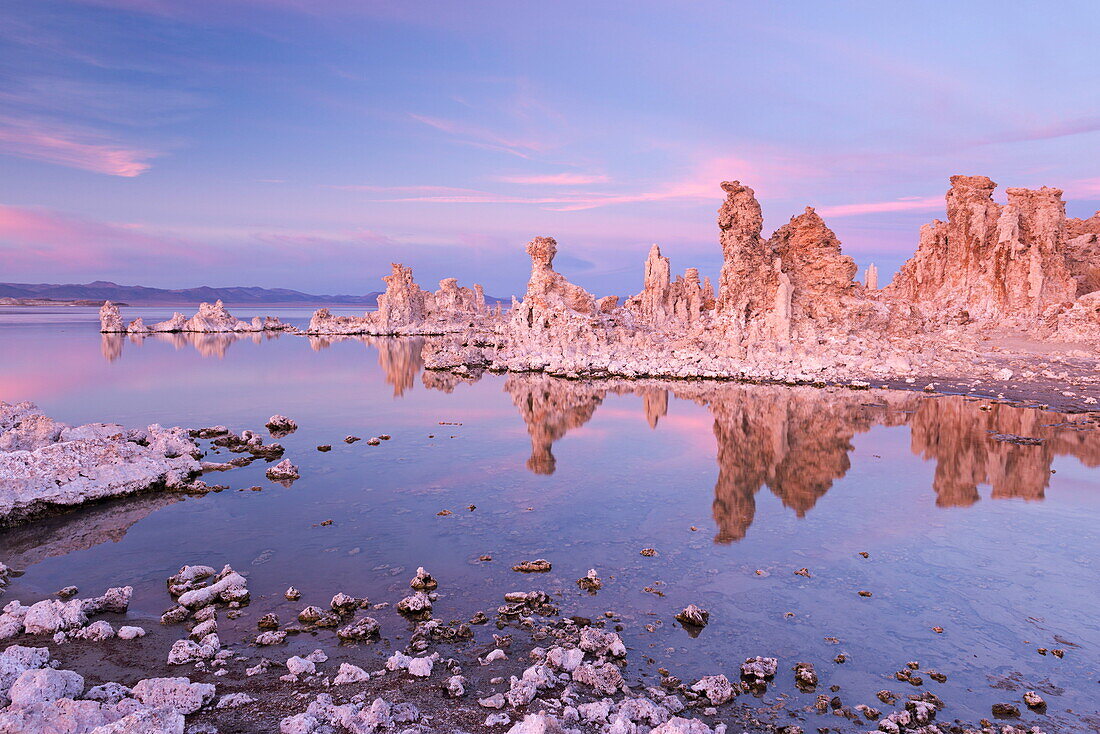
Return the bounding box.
[1,493,181,571]
[102,330,281,360]
[308,336,425,396]
[504,375,605,474]
[420,369,1100,543]
[95,332,1100,545]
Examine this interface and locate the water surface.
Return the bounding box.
[1,306,1098,731]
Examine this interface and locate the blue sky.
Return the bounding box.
[1,0,1099,296]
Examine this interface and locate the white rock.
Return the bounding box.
[406,656,433,677]
[333,663,370,685]
[8,668,84,706]
[481,648,507,665]
[217,692,256,708]
[286,656,316,676]
[131,676,215,714]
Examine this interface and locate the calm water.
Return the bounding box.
[1,306,1098,731]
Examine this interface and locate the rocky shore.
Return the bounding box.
[0,561,1060,734]
[0,403,296,527]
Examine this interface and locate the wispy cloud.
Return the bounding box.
[1063,177,1100,200]
[410,113,549,160]
[0,204,187,269]
[493,173,609,185]
[816,196,943,218]
[341,154,821,212]
[980,115,1100,146]
[0,115,158,177]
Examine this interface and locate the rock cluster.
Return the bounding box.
[890,176,1078,321]
[100,300,292,334]
[417,175,1098,386]
[0,401,203,526]
[0,643,208,733]
[306,263,494,335]
[0,585,133,643]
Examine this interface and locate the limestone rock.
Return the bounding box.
[131,676,215,714]
[99,302,124,333]
[333,663,370,685]
[770,207,857,327]
[307,264,491,336]
[715,180,788,342]
[890,175,1077,320]
[625,244,707,329]
[0,402,201,526]
[8,668,84,706]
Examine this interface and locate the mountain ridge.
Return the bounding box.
[0,280,383,305]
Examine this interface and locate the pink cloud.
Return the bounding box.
[346,154,822,212]
[0,204,191,268]
[1063,178,1100,200]
[0,203,417,282]
[493,173,609,185]
[0,116,157,177]
[816,196,943,218]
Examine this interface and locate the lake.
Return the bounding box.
[1,306,1097,732]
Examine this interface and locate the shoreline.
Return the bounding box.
[0,564,1064,734]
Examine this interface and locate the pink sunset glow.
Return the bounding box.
[0,1,1097,293]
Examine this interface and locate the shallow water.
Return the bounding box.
[1,306,1098,731]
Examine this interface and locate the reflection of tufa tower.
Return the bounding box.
[420,372,1095,540]
[504,374,604,475]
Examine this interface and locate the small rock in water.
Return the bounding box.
[410,567,438,590]
[794,568,811,578]
[793,662,818,690]
[396,591,432,616]
[265,459,299,482]
[56,586,79,598]
[297,606,323,624]
[991,702,1020,718]
[284,586,301,600]
[317,445,332,452]
[640,548,657,557]
[1023,690,1045,710]
[741,656,778,679]
[344,435,360,443]
[266,415,297,435]
[674,604,709,629]
[336,616,380,641]
[577,569,602,591]
[512,559,552,573]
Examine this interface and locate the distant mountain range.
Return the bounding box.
[0,281,384,306]
[0,280,508,307]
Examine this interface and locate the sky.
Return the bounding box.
[1,0,1099,297]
